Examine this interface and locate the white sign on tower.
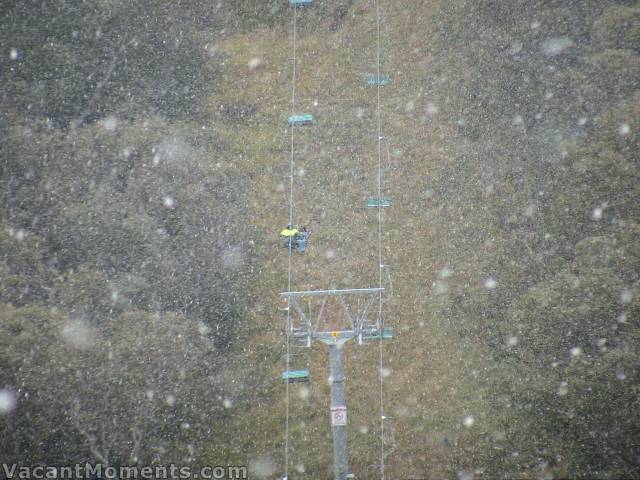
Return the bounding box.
[331,406,347,426]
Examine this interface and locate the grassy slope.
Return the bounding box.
[206,2,503,478]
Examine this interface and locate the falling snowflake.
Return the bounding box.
[222,247,243,269]
[541,37,574,57]
[458,471,475,480]
[298,386,310,400]
[98,115,119,132]
[434,280,449,295]
[247,57,263,71]
[620,290,633,304]
[438,267,453,279]
[484,278,497,289]
[249,455,277,478]
[618,124,630,136]
[163,195,176,208]
[557,381,569,396]
[61,320,96,350]
[592,206,604,220]
[0,389,17,414]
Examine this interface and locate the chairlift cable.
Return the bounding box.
[283,4,298,479]
[375,0,388,478]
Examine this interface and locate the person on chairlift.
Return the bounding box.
[280,223,299,249]
[296,226,310,253]
[279,224,310,252]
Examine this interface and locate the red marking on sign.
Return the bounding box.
[331,406,347,426]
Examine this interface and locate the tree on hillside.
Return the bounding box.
[427,1,640,477]
[0,0,255,465]
[0,0,220,126]
[0,303,235,465]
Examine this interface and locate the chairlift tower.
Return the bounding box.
[281,1,395,478]
[281,288,393,480]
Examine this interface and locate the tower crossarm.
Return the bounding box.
[288,296,312,333]
[355,293,378,331]
[281,288,385,343]
[280,287,384,297]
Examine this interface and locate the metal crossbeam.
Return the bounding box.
[314,297,328,333]
[338,295,355,329]
[285,287,386,348]
[356,294,378,330]
[281,287,383,297]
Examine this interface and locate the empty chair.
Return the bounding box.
[282,370,310,383]
[367,197,392,208]
[361,327,394,342]
[288,114,315,126]
[366,74,391,86]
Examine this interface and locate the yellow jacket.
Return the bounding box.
[280,227,299,237]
